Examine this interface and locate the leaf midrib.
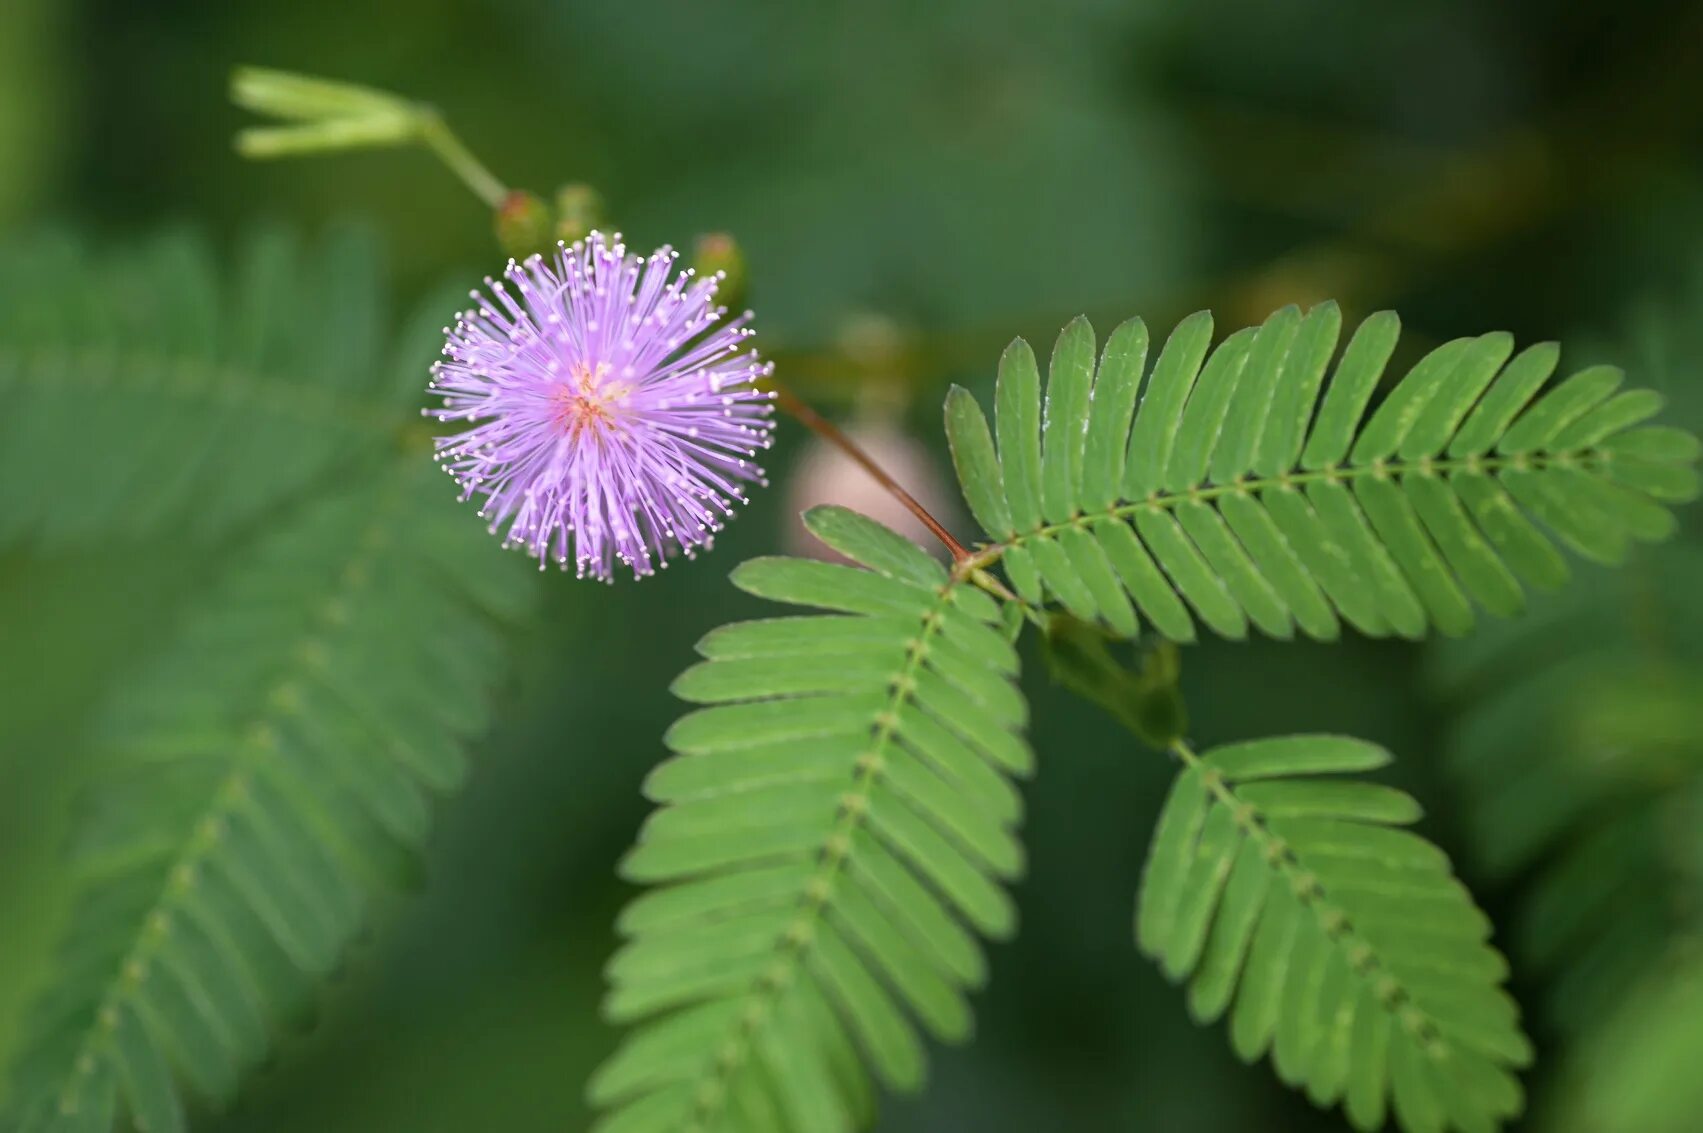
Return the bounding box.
[672,582,962,1129]
[964,448,1611,572]
[45,473,410,1119]
[0,345,401,434]
[1171,742,1461,1068]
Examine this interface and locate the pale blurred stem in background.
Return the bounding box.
[419,111,508,209]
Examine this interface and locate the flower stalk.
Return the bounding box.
[769,385,971,563]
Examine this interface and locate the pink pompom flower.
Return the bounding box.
[429,232,775,579]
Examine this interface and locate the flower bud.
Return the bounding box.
[554,183,605,244]
[693,232,747,312]
[494,190,554,260]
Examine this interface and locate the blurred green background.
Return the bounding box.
[3,1,1702,1130]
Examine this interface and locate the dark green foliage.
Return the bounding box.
[0,226,427,548]
[1551,956,1703,1133]
[1436,537,1703,1133]
[0,463,532,1132]
[946,308,1700,643]
[0,225,537,1133]
[1040,616,1186,748]
[1434,543,1703,1036]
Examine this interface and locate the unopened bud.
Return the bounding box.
[554,183,605,244]
[495,190,554,260]
[693,232,747,311]
[836,312,905,374]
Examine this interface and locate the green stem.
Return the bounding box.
[965,566,1046,630]
[418,111,509,208]
[773,386,971,563]
[1169,738,1224,797]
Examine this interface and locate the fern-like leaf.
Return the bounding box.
[946,307,1700,641]
[1140,735,1529,1133]
[590,505,1029,1133]
[0,225,425,548]
[1433,541,1703,1034]
[0,459,533,1132]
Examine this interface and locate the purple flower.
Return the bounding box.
[429,232,775,580]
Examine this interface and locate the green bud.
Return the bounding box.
[693,232,747,311]
[494,191,555,260]
[554,183,605,244]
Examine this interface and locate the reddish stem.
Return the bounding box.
[772,386,971,563]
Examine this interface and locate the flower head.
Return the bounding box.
[429,231,775,579]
